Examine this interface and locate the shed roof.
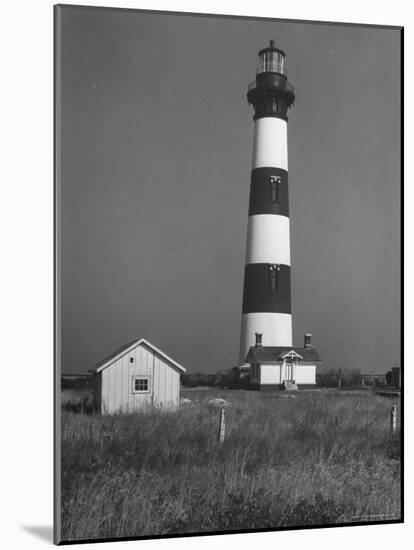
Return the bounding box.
[89,338,186,374]
[245,346,322,364]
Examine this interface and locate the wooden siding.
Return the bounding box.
[100,342,180,414]
[260,364,281,385]
[259,362,316,386]
[295,364,316,384]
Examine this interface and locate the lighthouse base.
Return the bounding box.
[239,312,292,363]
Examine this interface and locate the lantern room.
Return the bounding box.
[247,40,295,121]
[256,40,286,75]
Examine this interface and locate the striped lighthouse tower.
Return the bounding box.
[239,41,295,363]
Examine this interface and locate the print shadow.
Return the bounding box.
[21,525,53,543]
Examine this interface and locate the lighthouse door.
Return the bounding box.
[282,359,293,382]
[281,352,301,385]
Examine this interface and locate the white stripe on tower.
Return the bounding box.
[245,214,291,265]
[252,118,288,170]
[240,312,292,354]
[239,41,295,364]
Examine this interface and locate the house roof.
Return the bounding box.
[89,338,186,374]
[245,346,322,364]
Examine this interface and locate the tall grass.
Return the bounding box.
[60,390,400,541]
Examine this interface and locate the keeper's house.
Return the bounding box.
[245,332,321,390]
[89,338,186,414]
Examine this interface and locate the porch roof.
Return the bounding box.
[245,346,322,364]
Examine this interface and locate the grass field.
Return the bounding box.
[60,389,401,542]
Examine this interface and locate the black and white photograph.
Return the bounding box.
[54,4,402,544]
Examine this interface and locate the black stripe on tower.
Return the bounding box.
[248,167,289,217]
[242,264,291,314]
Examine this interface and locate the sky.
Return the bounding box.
[57,6,401,375]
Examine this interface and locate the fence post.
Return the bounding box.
[100,426,110,453]
[218,407,226,443]
[390,405,397,435]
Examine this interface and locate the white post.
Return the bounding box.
[218,407,226,443]
[390,405,397,435]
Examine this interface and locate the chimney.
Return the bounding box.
[255,333,263,347]
[304,333,312,348]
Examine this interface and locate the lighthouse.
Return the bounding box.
[239,41,295,363]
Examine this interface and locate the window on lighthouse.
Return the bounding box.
[269,264,280,293]
[269,176,281,203]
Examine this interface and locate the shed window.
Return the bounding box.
[132,376,150,393]
[269,264,280,293]
[269,176,281,203]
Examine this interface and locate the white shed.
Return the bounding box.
[89,338,186,414]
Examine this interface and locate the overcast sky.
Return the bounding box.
[57,6,401,375]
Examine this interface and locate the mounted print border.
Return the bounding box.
[54,4,403,545]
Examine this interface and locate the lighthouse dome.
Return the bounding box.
[257,40,286,76]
